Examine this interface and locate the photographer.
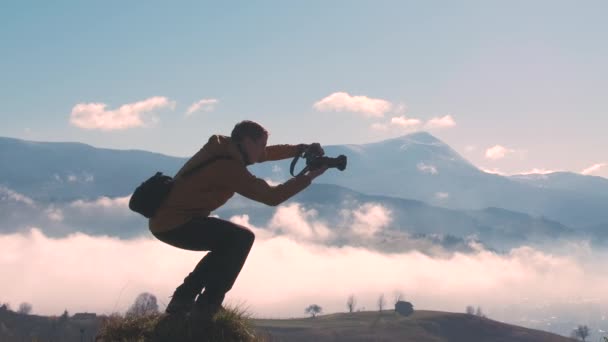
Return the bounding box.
[149,120,327,322]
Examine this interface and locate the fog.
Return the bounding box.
[2,201,607,328]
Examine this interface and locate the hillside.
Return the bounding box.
[254,310,576,342]
[0,308,578,341]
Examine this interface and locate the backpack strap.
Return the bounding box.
[179,155,232,179]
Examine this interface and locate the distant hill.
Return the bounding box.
[1,133,607,229]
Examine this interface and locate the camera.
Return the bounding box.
[304,149,347,172]
[290,144,347,177]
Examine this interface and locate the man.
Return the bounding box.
[149,120,327,321]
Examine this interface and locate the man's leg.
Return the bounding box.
[191,218,255,316]
[154,217,255,315]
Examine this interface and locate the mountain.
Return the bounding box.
[510,171,608,198]
[1,133,606,229]
[0,136,182,201]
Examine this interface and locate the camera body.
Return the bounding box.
[303,147,347,171]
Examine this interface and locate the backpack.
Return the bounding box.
[128,155,231,218]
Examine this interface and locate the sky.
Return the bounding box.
[1,1,607,177]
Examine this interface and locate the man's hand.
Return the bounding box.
[307,142,324,156]
[305,165,328,180]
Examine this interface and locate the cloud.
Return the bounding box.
[344,203,392,237]
[313,92,392,118]
[417,163,438,175]
[581,163,607,175]
[70,96,175,131]
[435,192,449,200]
[2,226,607,325]
[425,115,456,129]
[70,196,131,211]
[485,145,515,160]
[480,167,508,176]
[0,186,34,206]
[268,203,332,242]
[371,123,389,131]
[464,145,476,153]
[516,168,557,175]
[186,98,218,116]
[45,207,64,222]
[390,116,422,129]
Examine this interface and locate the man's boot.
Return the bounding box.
[165,284,198,314]
[189,292,223,323]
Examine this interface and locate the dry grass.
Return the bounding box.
[96,304,262,342]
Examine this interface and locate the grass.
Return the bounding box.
[96,304,262,342]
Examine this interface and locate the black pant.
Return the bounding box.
[153,217,255,307]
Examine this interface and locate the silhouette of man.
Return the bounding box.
[149,120,327,320]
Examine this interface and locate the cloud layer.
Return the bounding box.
[2,203,607,325]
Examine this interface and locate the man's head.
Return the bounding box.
[231,120,268,164]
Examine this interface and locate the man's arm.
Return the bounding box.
[226,160,312,206]
[259,144,307,162]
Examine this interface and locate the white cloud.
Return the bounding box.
[342,203,391,237]
[425,115,456,129]
[517,168,557,175]
[264,178,280,186]
[435,192,449,200]
[2,227,608,323]
[390,116,422,129]
[0,186,34,206]
[272,165,282,173]
[417,163,438,175]
[186,98,218,116]
[480,167,508,176]
[70,96,175,131]
[45,207,64,222]
[268,203,332,242]
[485,145,515,160]
[70,196,131,210]
[371,123,389,131]
[464,145,477,153]
[313,92,392,118]
[581,163,607,175]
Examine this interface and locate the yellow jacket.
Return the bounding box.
[149,135,311,233]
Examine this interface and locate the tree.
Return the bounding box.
[377,294,386,312]
[466,306,475,315]
[0,302,10,311]
[18,302,32,315]
[305,304,322,318]
[347,295,356,313]
[59,309,69,324]
[475,306,485,318]
[393,291,403,305]
[126,292,159,317]
[572,325,590,341]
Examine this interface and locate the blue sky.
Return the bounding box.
[1,0,606,177]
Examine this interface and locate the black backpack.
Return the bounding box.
[128,155,231,218]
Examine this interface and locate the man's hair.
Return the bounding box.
[231,120,268,142]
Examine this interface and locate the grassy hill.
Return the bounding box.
[1,308,577,341]
[253,310,576,342]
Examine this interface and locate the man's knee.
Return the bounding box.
[241,228,255,247]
